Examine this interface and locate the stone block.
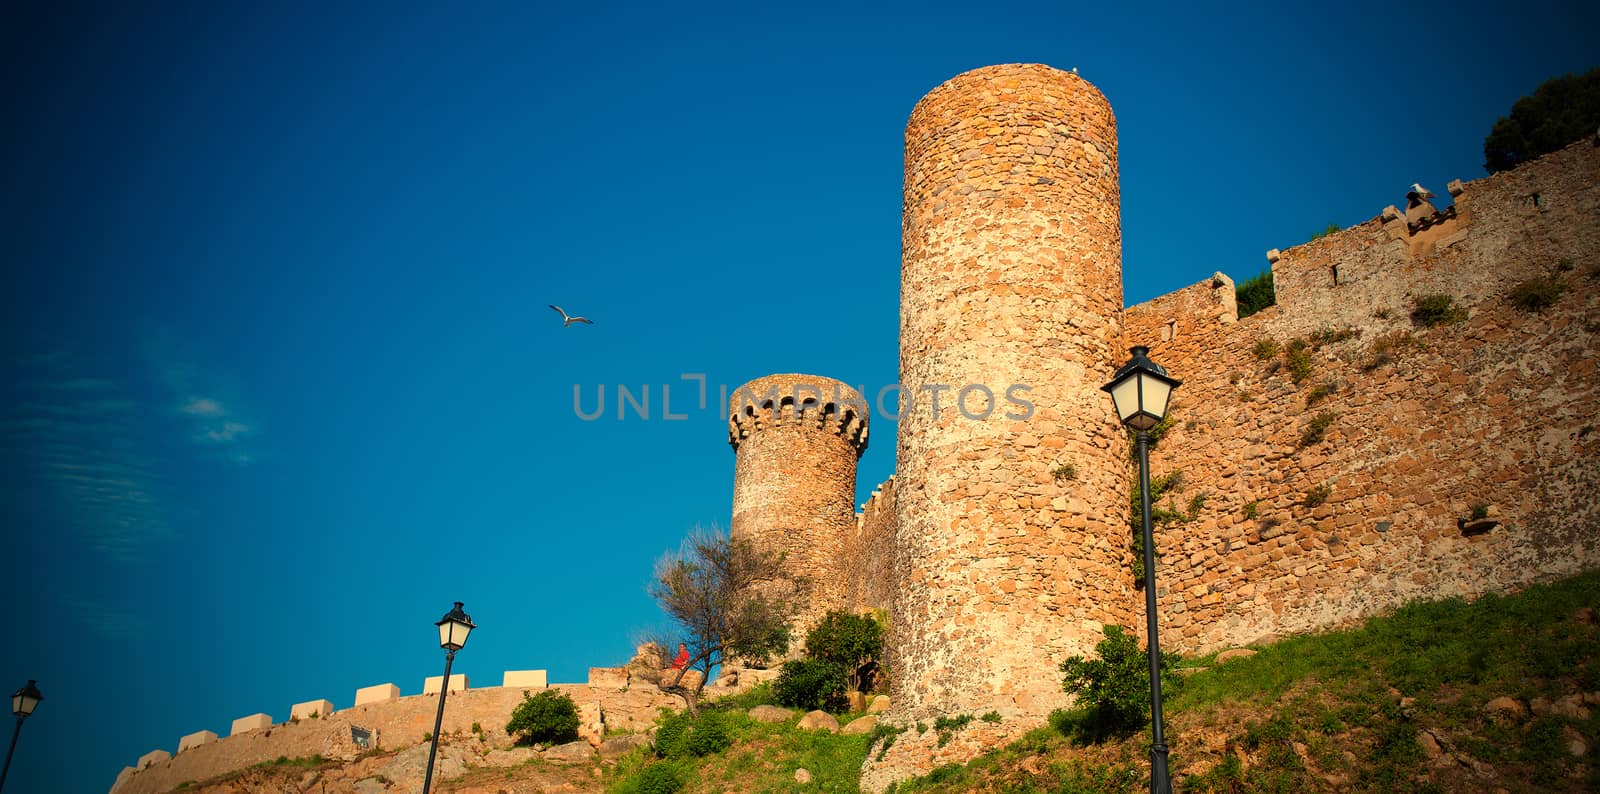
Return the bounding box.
[112,766,136,792]
[422,674,469,694]
[1381,205,1402,222]
[177,729,217,753]
[1266,248,1281,263]
[137,749,171,769]
[587,667,629,689]
[291,699,335,720]
[230,713,273,735]
[502,669,548,689]
[1447,179,1464,197]
[354,683,400,706]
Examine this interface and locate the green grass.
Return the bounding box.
[885,569,1600,793]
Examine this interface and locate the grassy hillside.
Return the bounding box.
[610,569,1599,793]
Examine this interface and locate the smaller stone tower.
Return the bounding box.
[728,374,869,641]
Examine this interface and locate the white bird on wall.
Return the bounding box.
[549,305,594,327]
[1409,183,1436,200]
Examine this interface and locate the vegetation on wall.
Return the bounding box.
[1236,269,1276,319]
[1309,222,1341,241]
[1509,275,1568,312]
[1410,294,1467,327]
[1483,67,1600,173]
[505,690,580,746]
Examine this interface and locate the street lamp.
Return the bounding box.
[1103,345,1181,794]
[1,680,42,793]
[422,602,475,794]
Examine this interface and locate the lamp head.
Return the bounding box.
[1102,346,1181,432]
[435,602,476,652]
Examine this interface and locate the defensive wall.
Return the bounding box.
[109,663,692,793]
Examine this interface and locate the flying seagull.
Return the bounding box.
[549,305,594,327]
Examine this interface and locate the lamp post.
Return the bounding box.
[422,602,475,794]
[1,680,42,793]
[1103,345,1181,794]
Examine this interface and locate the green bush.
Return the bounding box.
[1057,625,1180,743]
[804,610,885,692]
[1309,222,1341,241]
[1284,339,1313,383]
[652,712,691,758]
[1509,276,1567,312]
[1237,270,1276,319]
[1302,484,1331,508]
[1299,411,1336,448]
[773,658,848,712]
[628,761,685,794]
[505,689,580,746]
[1410,294,1466,327]
[1253,336,1278,360]
[685,710,731,756]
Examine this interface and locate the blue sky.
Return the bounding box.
[2,1,1594,790]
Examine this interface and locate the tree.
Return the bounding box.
[505,689,580,746]
[803,610,885,693]
[1483,68,1600,173]
[1235,268,1275,319]
[649,526,795,713]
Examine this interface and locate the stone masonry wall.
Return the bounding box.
[729,374,868,642]
[846,475,897,615]
[868,63,1134,790]
[1121,140,1600,654]
[111,680,681,794]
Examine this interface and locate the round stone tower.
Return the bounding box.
[892,64,1132,723]
[728,374,869,641]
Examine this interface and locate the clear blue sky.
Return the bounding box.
[2,1,1594,790]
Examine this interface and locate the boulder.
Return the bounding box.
[867,695,891,714]
[599,733,652,758]
[798,710,840,733]
[795,767,813,784]
[1484,696,1527,723]
[546,740,595,762]
[842,715,879,735]
[485,747,538,767]
[1215,648,1257,664]
[847,691,868,713]
[749,705,794,723]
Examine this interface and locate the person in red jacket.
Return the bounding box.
[670,642,690,670]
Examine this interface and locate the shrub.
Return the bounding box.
[1237,270,1276,319]
[652,712,691,758]
[506,689,580,746]
[1411,294,1466,327]
[630,762,684,794]
[651,710,730,759]
[1309,222,1341,241]
[773,658,848,712]
[981,710,1002,724]
[1051,463,1077,482]
[1305,382,1337,406]
[1057,625,1180,743]
[1303,484,1331,508]
[1284,340,1313,383]
[1470,502,1491,521]
[1299,411,1336,448]
[1509,276,1567,311]
[1362,331,1416,371]
[1253,336,1278,360]
[804,611,885,693]
[1242,501,1259,520]
[684,710,731,756]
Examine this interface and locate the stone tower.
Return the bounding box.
[892,64,1133,723]
[728,374,869,641]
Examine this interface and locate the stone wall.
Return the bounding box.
[111,677,682,794]
[846,475,897,615]
[1120,139,1600,654]
[728,374,869,642]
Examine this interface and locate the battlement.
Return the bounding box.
[727,373,868,455]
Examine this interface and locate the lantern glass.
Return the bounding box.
[12,681,41,717]
[435,602,475,651]
[1103,346,1180,432]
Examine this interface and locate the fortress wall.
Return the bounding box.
[846,475,897,615]
[1122,140,1600,654]
[728,374,868,641]
[111,682,680,794]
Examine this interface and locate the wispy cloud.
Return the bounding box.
[149,337,260,465]
[3,359,172,561]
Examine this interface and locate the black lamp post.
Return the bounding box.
[422,602,475,794]
[0,680,42,793]
[1103,345,1181,794]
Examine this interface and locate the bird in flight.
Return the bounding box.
[549,305,594,327]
